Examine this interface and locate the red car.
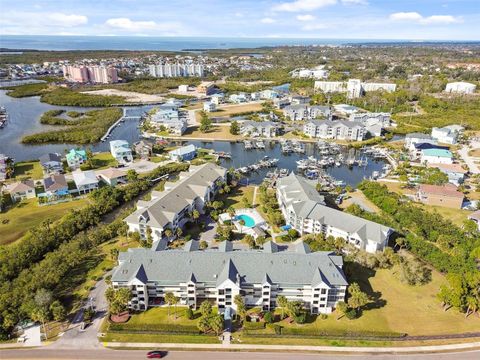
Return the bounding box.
[147,350,164,358]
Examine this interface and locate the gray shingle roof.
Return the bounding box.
[125,163,226,229]
[112,244,348,287]
[278,174,392,244]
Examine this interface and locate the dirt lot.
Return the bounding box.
[82,89,164,103]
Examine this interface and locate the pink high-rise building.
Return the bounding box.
[62,65,118,84]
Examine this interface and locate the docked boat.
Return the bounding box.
[0,106,7,129]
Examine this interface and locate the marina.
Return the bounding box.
[0,106,7,129]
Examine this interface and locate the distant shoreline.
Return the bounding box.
[1,35,479,52]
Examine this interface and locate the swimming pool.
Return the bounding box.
[236,214,256,228]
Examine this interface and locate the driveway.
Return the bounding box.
[50,272,110,349]
[458,142,480,174]
[23,325,41,347]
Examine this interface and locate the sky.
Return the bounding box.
[0,0,479,40]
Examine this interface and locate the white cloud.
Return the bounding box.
[296,14,316,21]
[389,12,462,25]
[46,13,88,26]
[261,17,276,24]
[341,0,368,5]
[105,17,184,34]
[301,23,329,30]
[273,0,337,12]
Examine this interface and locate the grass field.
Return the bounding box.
[0,198,90,245]
[417,204,471,227]
[102,333,221,344]
[217,186,255,209]
[89,152,118,170]
[13,160,44,180]
[179,125,243,140]
[205,103,263,118]
[241,265,480,339]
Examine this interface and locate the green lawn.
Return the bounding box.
[217,186,255,209]
[13,160,44,180]
[122,307,207,328]
[102,333,220,344]
[88,152,118,170]
[418,204,471,227]
[241,265,480,339]
[0,198,90,245]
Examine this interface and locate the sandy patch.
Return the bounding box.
[82,89,164,103]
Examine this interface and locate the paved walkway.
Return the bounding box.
[458,142,480,174]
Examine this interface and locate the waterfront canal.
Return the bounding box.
[0,90,386,186]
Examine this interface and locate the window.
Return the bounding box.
[321,289,326,294]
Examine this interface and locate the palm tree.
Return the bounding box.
[335,301,348,320]
[277,295,288,319]
[465,295,478,318]
[165,292,175,318]
[238,219,245,235]
[227,206,236,219]
[176,227,183,239]
[191,209,200,224]
[164,228,173,240]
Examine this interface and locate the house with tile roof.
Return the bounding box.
[96,168,127,186]
[276,173,392,253]
[111,240,347,314]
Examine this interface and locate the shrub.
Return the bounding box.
[185,308,194,320]
[319,313,328,320]
[274,324,282,335]
[263,311,274,324]
[243,321,266,330]
[345,309,357,320]
[293,312,307,324]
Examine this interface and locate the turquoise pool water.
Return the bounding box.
[236,214,256,228]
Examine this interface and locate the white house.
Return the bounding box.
[445,82,476,94]
[72,170,99,194]
[277,173,392,253]
[203,102,216,112]
[240,121,281,138]
[110,140,133,164]
[333,104,361,116]
[404,133,437,151]
[5,180,36,202]
[421,149,454,164]
[431,125,464,145]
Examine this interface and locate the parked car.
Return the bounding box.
[147,350,164,358]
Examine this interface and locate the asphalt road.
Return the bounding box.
[1,348,480,360]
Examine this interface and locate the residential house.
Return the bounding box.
[5,180,36,202]
[168,144,197,162]
[333,104,360,116]
[134,140,153,159]
[150,104,188,135]
[197,82,215,96]
[111,240,347,314]
[65,148,87,170]
[240,121,281,138]
[428,163,467,185]
[289,95,311,105]
[210,93,224,105]
[96,168,127,186]
[229,93,249,104]
[259,89,278,100]
[43,174,69,197]
[72,170,99,194]
[39,153,63,174]
[273,98,291,109]
[303,120,366,141]
[203,102,216,112]
[277,173,393,253]
[445,82,476,94]
[410,143,449,161]
[0,154,8,181]
[421,148,454,164]
[110,140,133,164]
[405,133,437,151]
[124,163,227,242]
[349,113,392,128]
[431,125,464,145]
[417,184,464,209]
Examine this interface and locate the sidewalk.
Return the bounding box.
[104,341,480,354]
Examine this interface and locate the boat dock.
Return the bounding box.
[238,156,279,175]
[101,108,142,142]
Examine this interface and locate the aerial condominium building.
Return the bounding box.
[315,79,397,98]
[111,240,348,314]
[124,163,227,242]
[62,65,118,83]
[149,63,205,78]
[277,173,393,253]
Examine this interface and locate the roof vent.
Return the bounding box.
[149,259,153,263]
[293,261,296,265]
[284,259,287,264]
[213,274,217,279]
